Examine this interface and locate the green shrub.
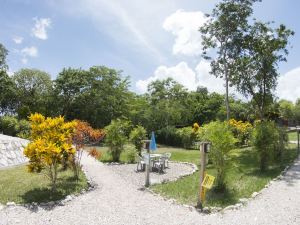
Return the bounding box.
[129,125,147,155]
[0,116,18,136]
[202,121,237,191]
[176,127,200,149]
[252,121,279,172]
[16,119,31,139]
[104,119,131,162]
[156,126,182,147]
[124,146,136,163]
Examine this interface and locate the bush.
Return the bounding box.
[129,125,147,155]
[124,146,136,163]
[104,119,131,162]
[228,119,253,146]
[156,126,180,147]
[252,121,286,171]
[176,127,199,149]
[0,116,30,138]
[202,121,236,191]
[88,147,102,159]
[23,113,77,191]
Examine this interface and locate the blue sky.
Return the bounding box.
[1,0,300,101]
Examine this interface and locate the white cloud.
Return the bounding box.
[136,60,224,94]
[163,10,207,56]
[136,62,197,93]
[277,67,300,102]
[31,17,51,40]
[21,46,38,57]
[21,58,28,65]
[13,36,23,44]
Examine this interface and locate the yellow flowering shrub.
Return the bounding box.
[228,119,253,146]
[24,113,77,191]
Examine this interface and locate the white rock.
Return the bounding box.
[224,205,235,211]
[6,202,16,207]
[239,198,248,204]
[251,192,259,198]
[0,204,4,210]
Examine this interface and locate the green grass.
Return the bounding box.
[151,144,298,208]
[288,131,298,142]
[0,166,88,204]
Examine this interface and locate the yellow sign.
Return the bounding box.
[201,174,215,189]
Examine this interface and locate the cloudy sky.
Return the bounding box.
[1,0,300,102]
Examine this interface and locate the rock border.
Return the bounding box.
[0,168,97,211]
[145,156,299,214]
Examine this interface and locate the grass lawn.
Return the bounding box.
[288,131,298,142]
[151,144,298,208]
[0,165,88,204]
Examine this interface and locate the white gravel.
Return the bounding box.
[107,161,195,187]
[0,152,300,225]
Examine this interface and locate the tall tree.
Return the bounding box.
[13,68,53,118]
[232,22,294,119]
[0,44,17,114]
[199,0,258,120]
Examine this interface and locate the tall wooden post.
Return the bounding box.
[197,142,207,209]
[297,128,300,155]
[145,140,151,187]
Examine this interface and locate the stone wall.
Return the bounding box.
[0,134,29,168]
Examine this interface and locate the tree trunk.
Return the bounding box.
[225,69,230,121]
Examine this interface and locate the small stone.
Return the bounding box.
[239,198,248,204]
[6,202,16,207]
[251,192,259,198]
[48,201,55,207]
[224,205,235,211]
[202,207,210,213]
[64,195,73,202]
[235,203,242,208]
[0,204,4,210]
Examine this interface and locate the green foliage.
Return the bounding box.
[129,125,147,155]
[13,68,53,118]
[202,121,237,190]
[0,116,30,137]
[176,126,200,149]
[55,66,131,128]
[252,121,280,171]
[232,22,294,119]
[125,146,137,163]
[156,126,182,147]
[278,99,294,120]
[104,119,131,162]
[200,0,258,120]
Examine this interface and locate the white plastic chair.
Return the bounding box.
[163,152,171,168]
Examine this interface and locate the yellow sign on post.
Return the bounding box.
[201,174,215,189]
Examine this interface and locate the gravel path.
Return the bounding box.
[107,161,195,187]
[0,153,300,225]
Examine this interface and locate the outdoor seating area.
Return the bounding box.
[136,152,172,174]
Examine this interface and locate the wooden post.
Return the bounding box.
[297,127,300,155]
[145,140,151,187]
[197,142,207,209]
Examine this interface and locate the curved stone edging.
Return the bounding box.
[146,157,299,214]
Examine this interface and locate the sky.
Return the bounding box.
[1,0,300,102]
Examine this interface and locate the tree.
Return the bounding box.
[71,120,105,179]
[104,119,131,162]
[202,121,236,190]
[147,78,189,130]
[0,43,17,114]
[13,69,53,118]
[278,99,294,120]
[24,113,77,191]
[232,22,294,119]
[200,0,258,120]
[129,125,147,156]
[54,66,131,128]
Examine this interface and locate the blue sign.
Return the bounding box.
[150,131,157,151]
